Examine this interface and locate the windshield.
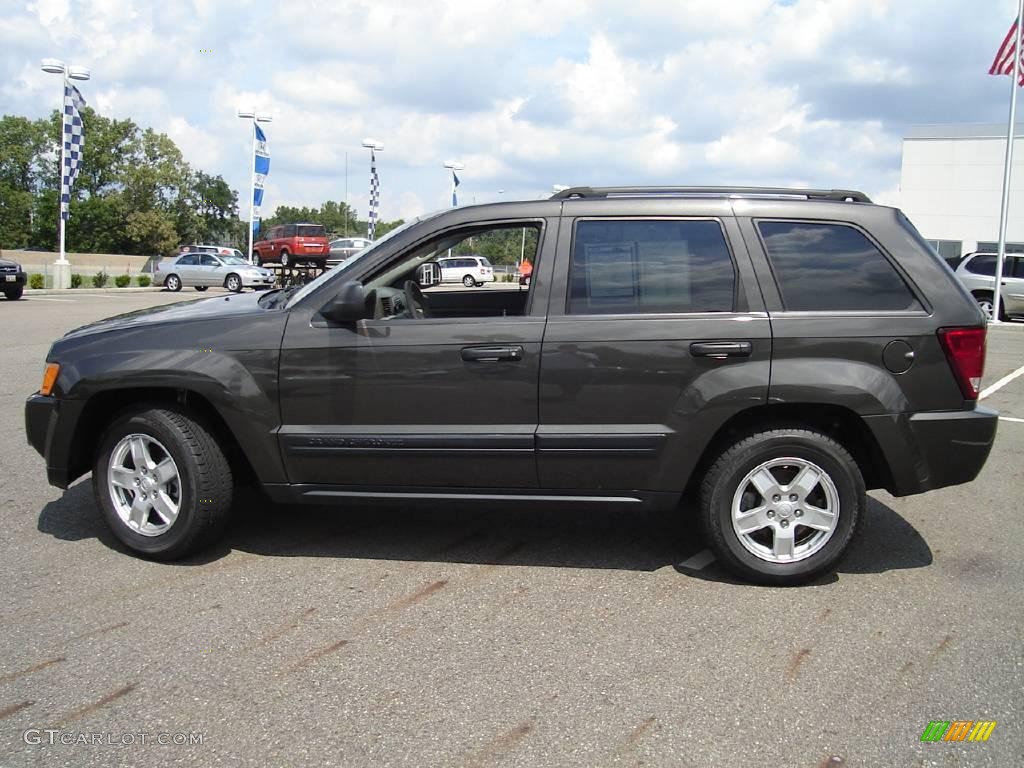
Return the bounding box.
[286,215,435,307]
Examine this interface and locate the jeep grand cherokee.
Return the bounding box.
[25,186,997,584]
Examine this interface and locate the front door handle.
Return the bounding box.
[690,341,753,359]
[461,345,524,362]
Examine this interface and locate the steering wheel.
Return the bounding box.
[403,280,431,319]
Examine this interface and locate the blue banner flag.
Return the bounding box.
[253,124,270,229]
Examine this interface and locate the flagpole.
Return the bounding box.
[56,74,68,282]
[247,119,257,264]
[992,0,1023,324]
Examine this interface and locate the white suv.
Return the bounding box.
[953,252,1024,321]
[437,256,495,287]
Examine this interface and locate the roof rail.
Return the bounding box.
[550,186,872,203]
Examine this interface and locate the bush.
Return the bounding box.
[29,273,44,289]
[137,274,151,288]
[114,274,131,288]
[70,273,82,288]
[91,271,109,288]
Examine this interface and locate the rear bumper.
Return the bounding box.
[25,394,84,489]
[865,407,998,496]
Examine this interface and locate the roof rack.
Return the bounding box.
[549,186,872,203]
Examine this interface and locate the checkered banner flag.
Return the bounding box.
[252,124,270,234]
[367,148,380,239]
[60,83,87,221]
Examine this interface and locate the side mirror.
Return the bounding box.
[320,281,369,322]
[417,261,442,288]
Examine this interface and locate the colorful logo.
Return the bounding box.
[920,721,997,742]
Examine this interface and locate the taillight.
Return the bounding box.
[938,327,987,400]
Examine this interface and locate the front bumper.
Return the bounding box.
[865,406,999,496]
[25,394,84,489]
[240,273,276,288]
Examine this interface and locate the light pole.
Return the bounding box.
[362,139,383,239]
[41,58,90,290]
[237,110,272,264]
[444,161,464,207]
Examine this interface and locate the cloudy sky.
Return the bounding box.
[1,0,1020,222]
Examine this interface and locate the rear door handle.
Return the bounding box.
[461,345,524,362]
[689,341,753,359]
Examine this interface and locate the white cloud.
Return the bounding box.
[0,0,1014,225]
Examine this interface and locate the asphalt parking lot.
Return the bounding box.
[1,289,1022,767]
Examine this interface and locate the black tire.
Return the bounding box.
[194,286,208,292]
[280,250,290,267]
[973,291,1006,322]
[224,273,242,293]
[699,428,864,586]
[164,274,182,292]
[462,275,475,287]
[4,286,23,300]
[92,406,233,560]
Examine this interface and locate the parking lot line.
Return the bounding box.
[980,363,1024,400]
[25,297,75,302]
[999,416,1024,423]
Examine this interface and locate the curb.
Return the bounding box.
[27,287,166,296]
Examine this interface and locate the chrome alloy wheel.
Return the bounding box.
[731,457,839,564]
[107,434,182,537]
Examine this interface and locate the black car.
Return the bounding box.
[1,257,27,300]
[24,187,998,584]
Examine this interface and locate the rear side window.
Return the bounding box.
[758,221,920,312]
[964,255,996,276]
[282,225,296,238]
[298,225,325,237]
[177,254,198,266]
[569,219,735,314]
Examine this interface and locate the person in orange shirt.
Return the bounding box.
[518,258,533,285]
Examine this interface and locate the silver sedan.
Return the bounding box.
[156,253,276,293]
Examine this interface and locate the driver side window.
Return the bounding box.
[364,222,542,321]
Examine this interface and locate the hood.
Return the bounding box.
[0,258,21,268]
[61,290,272,341]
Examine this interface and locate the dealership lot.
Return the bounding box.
[1,291,1022,766]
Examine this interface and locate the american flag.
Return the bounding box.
[60,83,87,221]
[990,18,1024,86]
[367,148,379,239]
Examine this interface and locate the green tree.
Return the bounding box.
[0,115,47,248]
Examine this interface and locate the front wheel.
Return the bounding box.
[224,273,242,293]
[280,250,290,268]
[93,407,233,560]
[699,428,863,585]
[973,292,1006,321]
[4,286,23,300]
[164,274,182,292]
[194,286,208,292]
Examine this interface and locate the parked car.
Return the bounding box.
[178,244,246,260]
[953,252,1024,320]
[0,257,27,300]
[328,237,374,268]
[25,186,997,585]
[155,252,275,293]
[437,255,495,286]
[253,224,329,267]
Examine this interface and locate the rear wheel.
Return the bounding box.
[4,286,23,300]
[164,274,182,292]
[93,407,233,560]
[462,275,475,287]
[224,273,242,293]
[194,286,208,292]
[699,428,863,585]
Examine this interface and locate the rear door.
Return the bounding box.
[1005,256,1024,315]
[537,200,771,494]
[174,253,200,285]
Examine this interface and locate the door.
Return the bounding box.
[1004,256,1024,315]
[537,205,771,493]
[174,253,200,285]
[199,254,221,286]
[278,216,557,490]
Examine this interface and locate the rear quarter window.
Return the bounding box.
[298,225,326,237]
[964,255,996,276]
[758,220,921,312]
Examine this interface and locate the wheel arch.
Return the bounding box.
[682,402,894,502]
[68,387,259,489]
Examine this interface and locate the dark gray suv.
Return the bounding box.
[25,186,998,584]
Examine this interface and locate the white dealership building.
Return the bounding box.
[899,123,1023,261]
